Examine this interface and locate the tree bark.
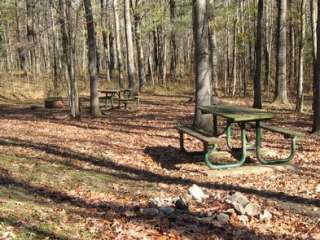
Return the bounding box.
[296,0,306,113]
[253,0,263,109]
[313,0,320,133]
[193,0,212,133]
[274,0,289,104]
[124,0,136,92]
[84,0,101,117]
[113,0,124,88]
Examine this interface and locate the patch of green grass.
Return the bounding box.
[0,153,159,239]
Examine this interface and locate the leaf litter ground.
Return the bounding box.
[0,94,319,239]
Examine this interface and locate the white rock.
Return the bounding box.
[316,184,320,193]
[225,192,250,207]
[232,202,246,215]
[259,210,272,222]
[188,184,209,202]
[244,202,261,217]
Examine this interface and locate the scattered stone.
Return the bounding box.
[150,196,174,208]
[225,192,249,207]
[139,208,159,217]
[216,213,229,224]
[232,202,246,215]
[244,202,261,217]
[225,208,236,215]
[238,215,249,224]
[175,197,189,210]
[188,184,209,202]
[316,184,320,193]
[198,216,215,224]
[211,191,223,200]
[259,210,272,222]
[212,220,223,228]
[159,207,175,215]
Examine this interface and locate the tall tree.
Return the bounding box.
[124,0,136,91]
[253,0,263,108]
[193,0,212,133]
[113,0,124,88]
[84,0,101,117]
[133,0,146,91]
[274,0,289,104]
[296,0,306,112]
[313,0,320,133]
[59,0,79,118]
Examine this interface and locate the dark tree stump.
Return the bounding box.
[44,97,65,109]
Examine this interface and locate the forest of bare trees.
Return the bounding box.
[0,0,320,132]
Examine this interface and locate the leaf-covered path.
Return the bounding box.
[0,95,319,239]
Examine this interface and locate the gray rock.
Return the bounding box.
[225,208,236,215]
[160,207,175,215]
[139,208,160,217]
[238,215,249,224]
[232,202,246,215]
[149,197,174,208]
[188,184,209,202]
[259,210,272,222]
[198,216,215,224]
[244,202,261,217]
[175,197,189,210]
[225,192,250,207]
[216,213,229,224]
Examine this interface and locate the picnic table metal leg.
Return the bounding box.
[226,121,234,150]
[255,122,297,164]
[213,116,218,137]
[205,123,247,169]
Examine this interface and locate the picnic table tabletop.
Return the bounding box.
[99,89,122,93]
[199,104,275,122]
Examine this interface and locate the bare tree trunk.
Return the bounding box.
[313,0,320,133]
[59,0,79,118]
[274,0,289,104]
[253,0,263,109]
[193,0,212,133]
[100,0,111,82]
[296,0,306,113]
[124,0,136,91]
[169,0,177,80]
[208,0,218,97]
[113,0,124,88]
[84,0,101,117]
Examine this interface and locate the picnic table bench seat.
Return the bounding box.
[177,125,225,168]
[245,122,304,165]
[259,123,305,138]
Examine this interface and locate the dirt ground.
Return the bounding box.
[0,94,319,239]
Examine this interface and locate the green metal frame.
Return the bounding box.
[204,123,247,169]
[255,122,297,164]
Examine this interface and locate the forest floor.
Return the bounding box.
[0,93,319,239]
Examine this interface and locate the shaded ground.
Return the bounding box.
[0,94,319,239]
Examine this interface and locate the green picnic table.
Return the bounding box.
[177,104,303,169]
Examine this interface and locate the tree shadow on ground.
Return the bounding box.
[0,167,295,239]
[0,137,319,210]
[144,146,203,170]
